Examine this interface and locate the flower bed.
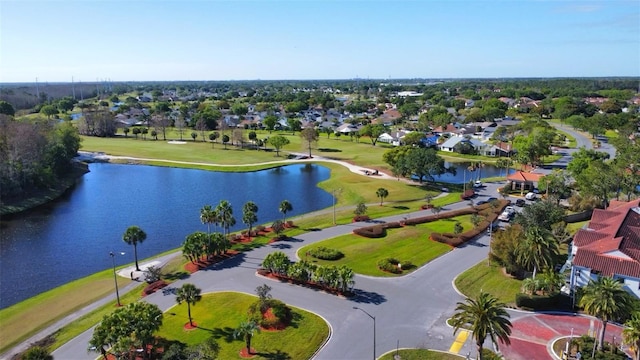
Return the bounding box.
[142,280,168,296]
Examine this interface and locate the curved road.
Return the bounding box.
[44,126,607,360]
[51,183,510,360]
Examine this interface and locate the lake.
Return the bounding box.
[0,163,333,309]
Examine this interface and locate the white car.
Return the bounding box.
[504,206,516,215]
[473,181,483,188]
[525,192,536,200]
[498,211,512,222]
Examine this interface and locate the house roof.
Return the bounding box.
[492,142,513,152]
[507,171,543,182]
[573,200,640,278]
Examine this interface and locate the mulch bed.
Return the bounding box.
[239,347,257,358]
[184,251,240,273]
[256,269,351,297]
[260,307,288,331]
[183,322,198,331]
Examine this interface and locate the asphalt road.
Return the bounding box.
[51,183,514,360]
[47,126,605,360]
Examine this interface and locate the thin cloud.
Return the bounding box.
[553,4,602,13]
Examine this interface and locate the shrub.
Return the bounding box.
[256,225,266,232]
[142,280,167,296]
[515,292,563,310]
[353,225,386,238]
[308,247,344,260]
[461,189,475,200]
[352,215,371,222]
[377,258,402,273]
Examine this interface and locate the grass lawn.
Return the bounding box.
[454,261,522,305]
[156,292,328,359]
[379,349,464,360]
[0,268,131,354]
[296,216,475,277]
[566,220,588,234]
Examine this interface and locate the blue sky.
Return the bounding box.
[1,0,638,82]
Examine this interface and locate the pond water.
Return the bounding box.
[430,161,514,183]
[0,163,333,309]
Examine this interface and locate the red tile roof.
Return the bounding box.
[507,171,543,182]
[573,200,640,278]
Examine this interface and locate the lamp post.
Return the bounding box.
[353,306,376,360]
[109,252,123,307]
[332,188,342,225]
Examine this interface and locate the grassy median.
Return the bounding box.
[156,292,329,359]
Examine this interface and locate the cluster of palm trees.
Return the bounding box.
[181,231,230,263]
[262,251,355,293]
[200,199,293,239]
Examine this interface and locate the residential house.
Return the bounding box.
[488,142,515,157]
[569,199,640,298]
[377,130,412,146]
[439,136,487,154]
[506,171,543,193]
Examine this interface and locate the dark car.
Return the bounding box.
[487,197,498,202]
[476,200,488,206]
[515,199,525,207]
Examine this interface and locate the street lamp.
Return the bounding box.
[109,251,125,307]
[332,188,342,225]
[353,306,376,360]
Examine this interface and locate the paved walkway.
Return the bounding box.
[500,312,630,360]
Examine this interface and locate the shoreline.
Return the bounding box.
[0,162,90,217]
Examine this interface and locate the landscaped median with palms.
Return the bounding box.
[155,292,329,359]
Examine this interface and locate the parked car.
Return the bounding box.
[525,192,537,200]
[476,200,488,206]
[504,206,515,215]
[498,212,512,222]
[487,197,498,202]
[473,180,483,188]
[487,222,500,233]
[515,199,525,207]
[441,187,450,193]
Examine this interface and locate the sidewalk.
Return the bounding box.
[1,252,180,360]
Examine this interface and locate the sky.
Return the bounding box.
[1,0,638,82]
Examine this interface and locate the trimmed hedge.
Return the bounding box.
[354,200,510,247]
[352,215,371,222]
[352,221,402,238]
[430,200,509,247]
[308,246,344,260]
[515,292,563,310]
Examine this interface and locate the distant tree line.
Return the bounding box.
[0,115,81,199]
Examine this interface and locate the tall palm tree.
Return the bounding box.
[215,200,235,238]
[580,276,634,351]
[242,201,259,238]
[279,200,293,223]
[122,226,147,271]
[623,312,640,360]
[451,292,512,360]
[176,283,202,327]
[200,205,217,235]
[515,226,559,278]
[234,320,261,355]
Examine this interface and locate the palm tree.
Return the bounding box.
[623,312,640,360]
[451,292,512,360]
[215,200,235,238]
[376,188,389,205]
[200,205,217,235]
[515,226,559,278]
[242,201,259,238]
[176,283,202,327]
[122,226,147,271]
[580,276,634,351]
[279,200,293,223]
[234,320,261,355]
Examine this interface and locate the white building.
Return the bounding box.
[569,199,640,298]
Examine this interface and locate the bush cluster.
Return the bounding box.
[377,258,412,274]
[142,280,168,296]
[248,298,292,328]
[352,215,370,222]
[308,247,344,260]
[515,292,563,310]
[431,201,508,247]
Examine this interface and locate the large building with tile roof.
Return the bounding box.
[569,199,640,298]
